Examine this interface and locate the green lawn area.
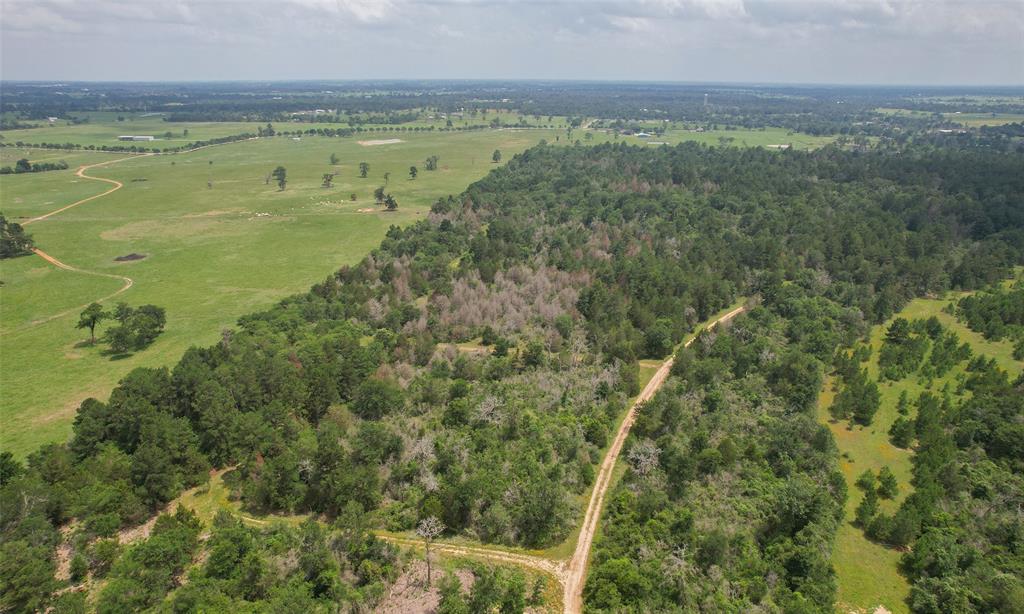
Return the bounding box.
[819,286,1022,613]
[874,107,1024,127]
[0,127,571,458]
[945,112,1024,127]
[0,147,131,168]
[0,111,572,149]
[1,117,263,148]
[607,126,835,150]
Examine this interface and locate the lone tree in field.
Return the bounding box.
[416,516,445,587]
[329,153,339,165]
[384,194,398,211]
[76,303,107,344]
[492,149,502,163]
[322,173,335,188]
[424,155,439,171]
[374,186,386,204]
[383,171,390,185]
[409,166,418,179]
[359,162,370,178]
[272,166,287,190]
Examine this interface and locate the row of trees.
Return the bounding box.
[0,158,69,174]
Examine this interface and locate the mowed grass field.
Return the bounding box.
[0,126,571,458]
[818,285,1022,613]
[875,107,1024,127]
[0,109,570,148]
[0,147,133,168]
[603,126,835,150]
[1,117,263,148]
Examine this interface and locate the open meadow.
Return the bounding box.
[818,281,1022,614]
[1,109,570,148]
[875,107,1024,127]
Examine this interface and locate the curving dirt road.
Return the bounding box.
[22,154,146,227]
[380,303,747,613]
[10,156,145,331]
[21,247,135,329]
[16,139,259,328]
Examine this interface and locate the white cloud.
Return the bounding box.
[0,0,1020,83]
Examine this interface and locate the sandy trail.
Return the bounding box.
[22,154,146,226]
[560,303,746,612]
[379,304,747,614]
[9,157,144,332]
[17,248,135,329]
[13,138,256,329]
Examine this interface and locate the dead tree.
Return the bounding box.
[416,516,445,587]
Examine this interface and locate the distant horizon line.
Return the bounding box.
[2,78,1023,91]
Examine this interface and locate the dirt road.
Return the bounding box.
[23,154,145,227]
[16,138,258,327]
[561,303,746,612]
[10,157,143,331]
[380,303,747,613]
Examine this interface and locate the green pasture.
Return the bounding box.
[0,110,570,149]
[1,117,262,148]
[610,126,835,150]
[874,107,1024,127]
[945,112,1024,127]
[0,127,566,458]
[0,147,130,168]
[819,287,1022,614]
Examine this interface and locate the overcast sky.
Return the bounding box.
[1,0,1022,85]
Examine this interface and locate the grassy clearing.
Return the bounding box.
[0,147,131,168]
[946,112,1024,127]
[874,107,1024,127]
[176,473,562,610]
[1,118,263,148]
[820,287,1022,613]
[0,111,572,149]
[0,128,568,457]
[175,469,307,528]
[602,126,835,150]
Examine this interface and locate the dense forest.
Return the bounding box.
[2,135,1023,611]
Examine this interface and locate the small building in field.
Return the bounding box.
[118,135,155,141]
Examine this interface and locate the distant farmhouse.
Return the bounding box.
[118,135,155,141]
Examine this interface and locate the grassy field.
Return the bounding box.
[0,110,570,149]
[819,286,1022,613]
[0,147,132,168]
[944,112,1024,127]
[1,117,263,148]
[598,126,835,150]
[875,107,1024,127]
[0,128,570,457]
